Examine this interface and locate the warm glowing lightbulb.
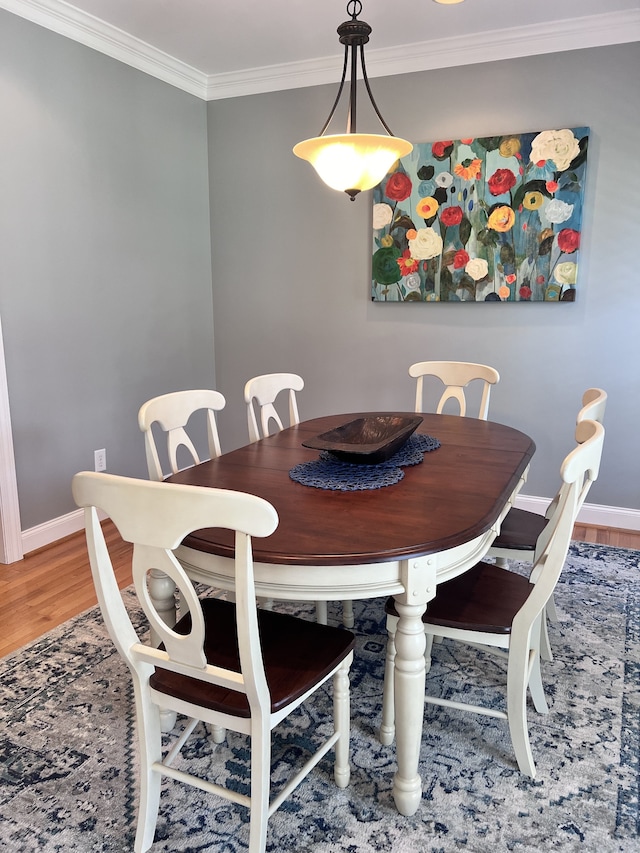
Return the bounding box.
[293,134,413,198]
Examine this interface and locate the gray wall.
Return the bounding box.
[0,11,216,529]
[208,42,640,512]
[0,10,637,532]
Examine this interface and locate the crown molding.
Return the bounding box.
[0,0,208,98]
[2,1,639,102]
[205,10,640,100]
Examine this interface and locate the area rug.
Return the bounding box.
[0,542,638,852]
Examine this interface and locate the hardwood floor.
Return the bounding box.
[1,520,638,658]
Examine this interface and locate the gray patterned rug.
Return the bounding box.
[1,542,638,852]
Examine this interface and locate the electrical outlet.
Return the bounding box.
[94,448,107,472]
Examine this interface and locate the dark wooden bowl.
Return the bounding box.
[302,414,423,465]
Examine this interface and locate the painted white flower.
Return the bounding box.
[435,171,454,188]
[545,199,574,224]
[465,257,489,281]
[372,203,393,230]
[408,227,443,260]
[404,273,421,292]
[554,261,577,285]
[530,129,580,171]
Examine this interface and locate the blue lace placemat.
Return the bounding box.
[289,433,440,491]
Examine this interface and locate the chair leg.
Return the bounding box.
[539,609,554,662]
[210,724,226,744]
[315,601,328,625]
[341,599,354,629]
[528,616,549,714]
[424,633,434,673]
[546,593,559,623]
[506,642,536,778]
[134,694,163,853]
[249,719,271,853]
[333,657,352,788]
[379,619,397,746]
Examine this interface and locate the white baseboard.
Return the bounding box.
[18,497,640,557]
[21,507,106,555]
[514,496,640,532]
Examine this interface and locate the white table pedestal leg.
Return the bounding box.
[391,599,426,816]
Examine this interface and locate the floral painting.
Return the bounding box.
[371,127,589,302]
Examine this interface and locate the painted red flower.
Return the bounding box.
[536,275,546,284]
[432,140,454,159]
[519,285,532,300]
[505,273,517,284]
[384,172,412,202]
[546,180,559,193]
[397,250,419,276]
[487,168,517,196]
[557,229,580,253]
[453,249,469,269]
[440,206,463,227]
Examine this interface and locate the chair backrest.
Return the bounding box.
[517,420,605,633]
[409,361,500,419]
[72,471,278,713]
[576,387,607,431]
[544,387,607,524]
[534,418,605,563]
[138,389,226,481]
[244,373,304,443]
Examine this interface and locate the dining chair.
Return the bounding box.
[138,389,226,481]
[380,420,605,778]
[488,387,607,660]
[244,373,304,444]
[72,471,355,853]
[243,372,349,627]
[137,389,228,639]
[409,360,500,419]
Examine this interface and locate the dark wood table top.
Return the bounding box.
[168,412,535,567]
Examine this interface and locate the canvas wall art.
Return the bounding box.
[371,127,589,302]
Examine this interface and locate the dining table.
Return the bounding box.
[164,411,535,817]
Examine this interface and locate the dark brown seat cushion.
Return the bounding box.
[149,598,355,718]
[385,561,533,634]
[490,507,548,553]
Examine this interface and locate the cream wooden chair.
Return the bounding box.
[244,372,346,626]
[72,471,354,853]
[409,360,500,419]
[138,389,227,634]
[380,420,605,778]
[244,373,304,444]
[488,388,607,660]
[138,389,226,481]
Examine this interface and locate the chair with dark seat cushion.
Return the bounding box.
[488,387,607,659]
[73,471,355,853]
[380,420,605,778]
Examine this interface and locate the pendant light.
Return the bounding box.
[293,1,413,201]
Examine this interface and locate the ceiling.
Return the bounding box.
[2,0,639,100]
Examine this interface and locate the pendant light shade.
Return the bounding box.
[293,1,413,200]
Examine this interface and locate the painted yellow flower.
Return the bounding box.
[416,196,439,219]
[380,234,394,247]
[487,205,516,232]
[499,137,521,157]
[523,191,544,210]
[454,158,482,181]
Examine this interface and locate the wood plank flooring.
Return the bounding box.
[1,520,638,658]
